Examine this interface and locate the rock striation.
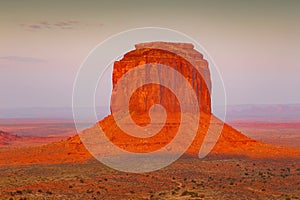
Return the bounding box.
[111,42,211,114]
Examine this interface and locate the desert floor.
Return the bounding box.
[0,157,299,200]
[0,119,299,200]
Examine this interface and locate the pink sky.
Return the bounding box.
[0,1,299,109]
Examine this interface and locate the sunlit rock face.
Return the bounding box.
[111,42,212,114]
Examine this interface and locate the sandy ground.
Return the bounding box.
[0,157,299,200]
[0,119,299,199]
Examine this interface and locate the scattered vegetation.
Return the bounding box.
[1,159,299,199]
[181,190,198,197]
[46,190,52,195]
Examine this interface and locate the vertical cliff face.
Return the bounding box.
[111,42,212,114]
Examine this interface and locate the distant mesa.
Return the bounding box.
[0,42,299,166]
[0,130,19,145]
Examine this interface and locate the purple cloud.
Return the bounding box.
[0,56,46,63]
[24,20,79,30]
[29,24,41,29]
[22,20,102,31]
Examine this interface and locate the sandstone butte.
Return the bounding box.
[0,42,299,166]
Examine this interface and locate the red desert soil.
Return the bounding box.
[0,130,71,148]
[0,112,299,166]
[228,120,300,148]
[0,119,77,137]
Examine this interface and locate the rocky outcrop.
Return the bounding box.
[111,42,211,114]
[0,131,19,145]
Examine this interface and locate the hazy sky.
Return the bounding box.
[0,0,300,109]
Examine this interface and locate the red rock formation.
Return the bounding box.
[0,42,299,166]
[103,42,300,156]
[111,42,211,114]
[108,42,213,153]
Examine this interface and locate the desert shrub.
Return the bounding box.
[158,192,165,196]
[9,192,15,196]
[181,190,198,197]
[86,189,94,194]
[16,190,22,195]
[25,189,32,194]
[181,190,189,196]
[197,182,205,187]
